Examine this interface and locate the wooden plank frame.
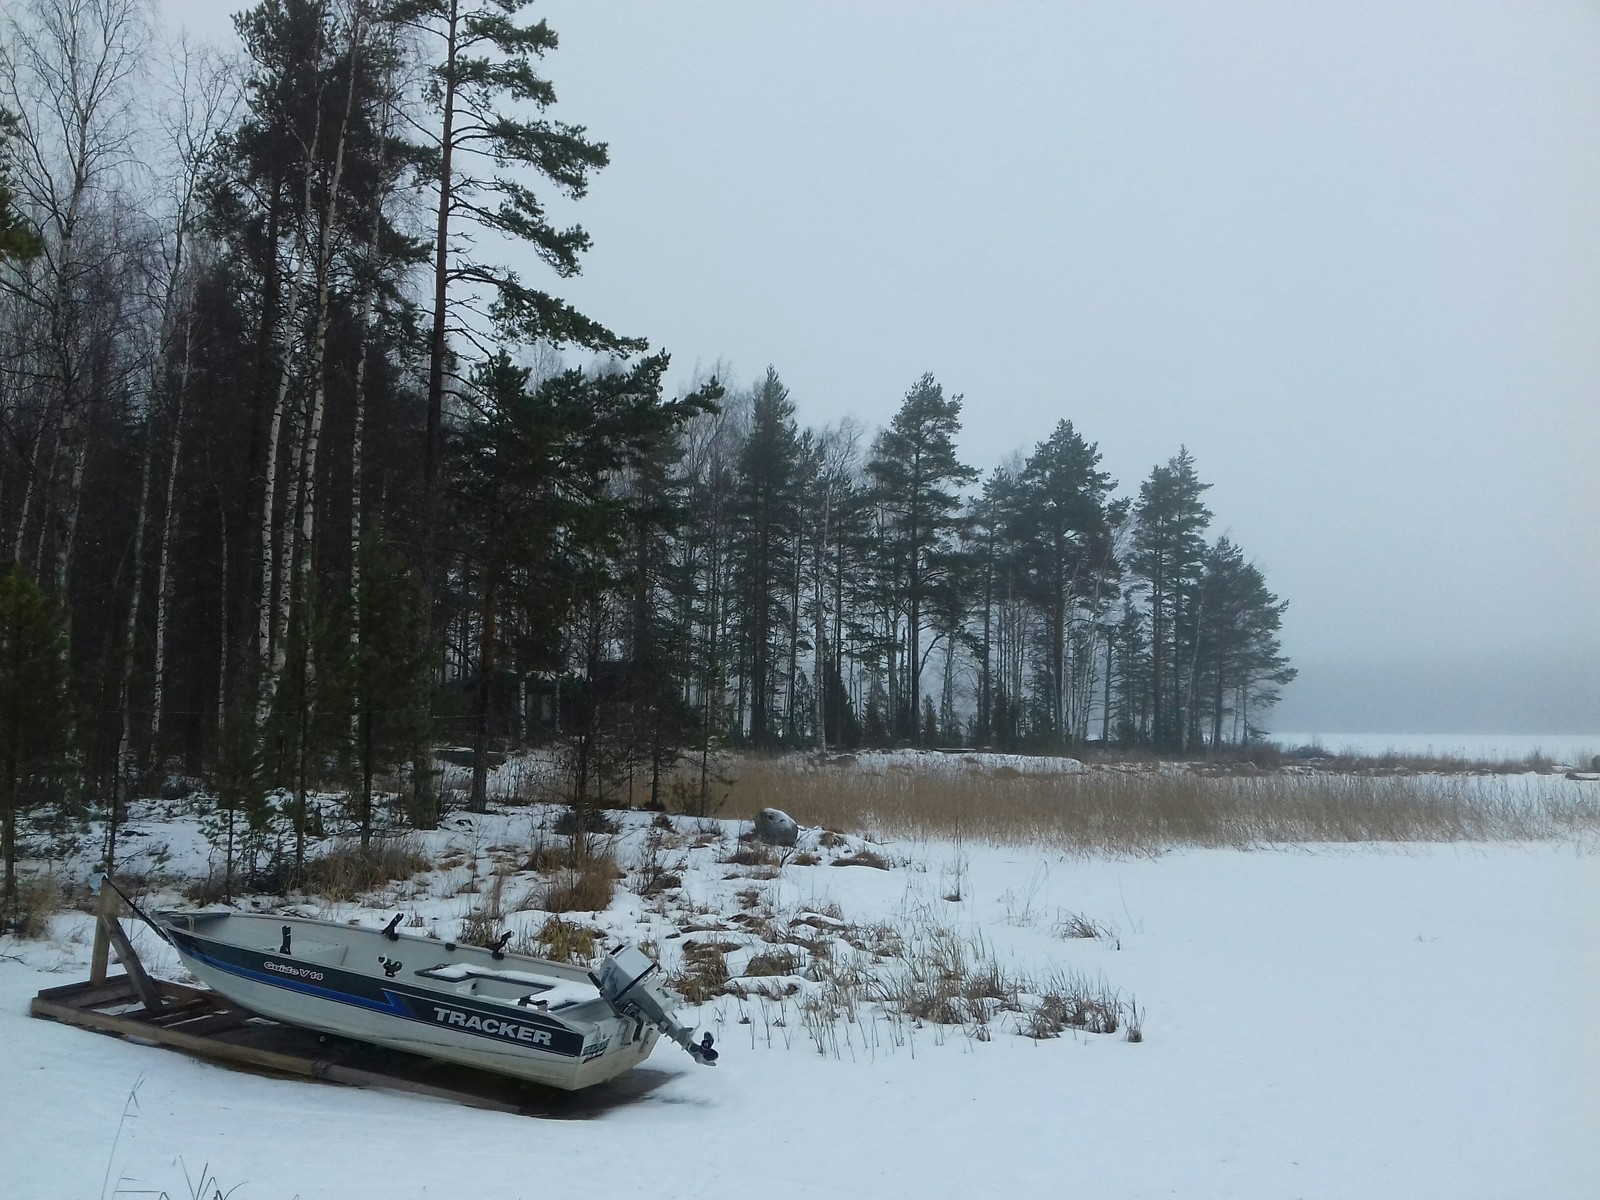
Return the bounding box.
[28,975,672,1116]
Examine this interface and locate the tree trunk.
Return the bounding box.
[470,573,497,813]
[256,97,326,724]
[361,708,374,849]
[297,4,364,651]
[149,307,195,756]
[422,0,461,616]
[349,61,394,728]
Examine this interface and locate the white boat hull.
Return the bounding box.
[160,912,660,1090]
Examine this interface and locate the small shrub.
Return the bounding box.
[792,851,821,866]
[553,806,619,836]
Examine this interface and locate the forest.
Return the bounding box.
[0,0,1293,891]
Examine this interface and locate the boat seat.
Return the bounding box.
[289,941,348,966]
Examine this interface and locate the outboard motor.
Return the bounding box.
[591,945,718,1066]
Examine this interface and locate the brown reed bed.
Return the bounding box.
[724,757,1600,851]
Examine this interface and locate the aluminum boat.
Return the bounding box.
[159,910,715,1090]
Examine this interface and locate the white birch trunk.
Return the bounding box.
[255,100,326,724]
[291,7,365,706]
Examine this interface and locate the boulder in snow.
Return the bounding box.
[753,807,798,846]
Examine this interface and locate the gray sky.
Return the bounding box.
[163,0,1599,732]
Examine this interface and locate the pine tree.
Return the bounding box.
[732,368,802,748]
[1013,420,1115,745]
[452,351,714,810]
[1196,538,1295,746]
[393,0,641,601]
[1130,448,1212,749]
[866,374,977,744]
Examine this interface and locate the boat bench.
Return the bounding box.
[289,941,348,966]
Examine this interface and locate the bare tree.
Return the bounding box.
[0,0,149,603]
[145,41,237,756]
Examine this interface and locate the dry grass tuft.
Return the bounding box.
[458,868,511,948]
[743,951,800,977]
[5,872,63,939]
[1026,971,1123,1037]
[1053,911,1117,943]
[720,843,776,867]
[524,838,570,874]
[305,838,431,901]
[528,915,600,963]
[536,849,619,914]
[832,848,889,869]
[881,925,1009,1028]
[669,940,732,1002]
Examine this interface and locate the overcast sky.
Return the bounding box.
[162,0,1598,733]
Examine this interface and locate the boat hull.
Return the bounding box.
[161,912,658,1090]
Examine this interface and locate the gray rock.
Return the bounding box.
[754,807,798,847]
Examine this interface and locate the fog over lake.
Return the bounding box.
[160,0,1600,734]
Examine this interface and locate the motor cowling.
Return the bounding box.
[592,945,717,1066]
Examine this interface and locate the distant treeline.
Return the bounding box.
[0,0,1291,885]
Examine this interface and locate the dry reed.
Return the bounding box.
[726,758,1600,851]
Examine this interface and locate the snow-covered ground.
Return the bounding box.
[3,795,1598,1199]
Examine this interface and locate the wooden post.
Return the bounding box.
[103,912,165,1012]
[89,882,118,987]
[90,879,164,1012]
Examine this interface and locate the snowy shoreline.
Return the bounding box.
[3,759,1598,1199]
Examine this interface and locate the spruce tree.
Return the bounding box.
[0,109,41,263]
[0,566,69,922]
[210,708,269,901]
[351,527,431,846]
